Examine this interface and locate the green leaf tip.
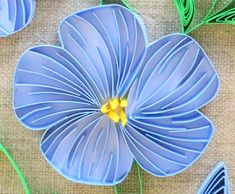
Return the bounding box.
[173,0,195,33]
[100,0,134,12]
[0,143,31,194]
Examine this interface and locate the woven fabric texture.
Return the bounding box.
[0,0,234,193]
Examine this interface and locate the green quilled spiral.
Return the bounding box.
[173,0,195,33]
[174,0,235,34]
[207,7,235,24]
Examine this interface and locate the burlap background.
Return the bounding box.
[0,0,234,193]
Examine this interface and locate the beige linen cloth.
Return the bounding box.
[0,0,234,193]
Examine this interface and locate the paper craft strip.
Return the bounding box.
[0,144,30,194]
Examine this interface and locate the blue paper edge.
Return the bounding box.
[197,161,230,194]
[0,0,36,38]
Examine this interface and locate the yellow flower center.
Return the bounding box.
[100,98,128,126]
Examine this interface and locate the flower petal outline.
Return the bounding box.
[127,33,219,117]
[197,162,230,194]
[40,113,133,185]
[0,0,35,37]
[13,46,101,130]
[58,4,147,100]
[123,110,215,177]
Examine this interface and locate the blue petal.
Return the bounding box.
[122,110,214,177]
[198,162,230,194]
[59,4,147,99]
[13,46,101,130]
[0,0,35,37]
[40,113,133,185]
[130,33,219,116]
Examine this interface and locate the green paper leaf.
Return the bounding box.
[100,0,134,11]
[204,0,235,25]
[207,7,235,24]
[204,0,233,19]
[173,0,195,33]
[182,0,235,34]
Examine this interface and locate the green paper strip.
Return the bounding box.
[100,0,134,11]
[173,0,195,33]
[113,162,143,194]
[136,162,143,194]
[114,185,119,194]
[204,0,221,20]
[0,144,31,194]
[207,7,235,24]
[204,0,234,20]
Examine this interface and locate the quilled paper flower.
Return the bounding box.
[0,0,35,37]
[13,4,219,185]
[198,162,230,194]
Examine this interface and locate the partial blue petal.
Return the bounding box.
[59,4,147,99]
[122,110,214,177]
[0,0,35,37]
[131,33,219,116]
[198,162,230,194]
[13,46,101,130]
[40,113,133,185]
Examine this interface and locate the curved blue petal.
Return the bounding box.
[198,162,230,194]
[0,0,35,37]
[13,46,101,130]
[59,4,147,99]
[130,33,219,116]
[40,113,133,185]
[122,110,214,177]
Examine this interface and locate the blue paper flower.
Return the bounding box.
[0,0,35,37]
[13,5,219,185]
[198,162,230,194]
